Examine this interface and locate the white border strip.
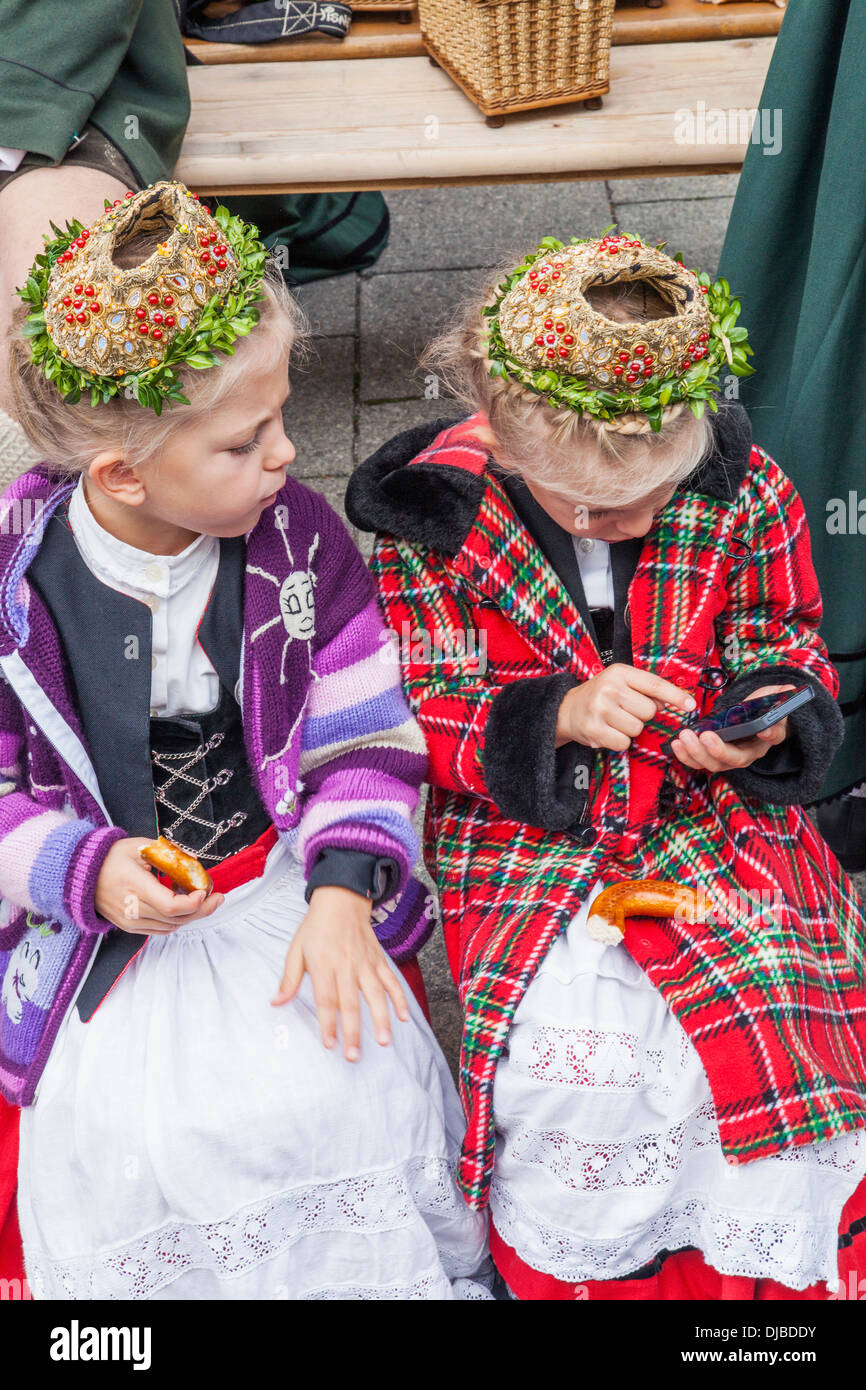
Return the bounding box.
[0,650,112,824]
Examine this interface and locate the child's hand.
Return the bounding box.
[670,683,796,774]
[556,663,696,751]
[95,837,225,934]
[272,885,410,1061]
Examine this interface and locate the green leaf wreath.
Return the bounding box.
[483,234,755,433]
[16,203,269,415]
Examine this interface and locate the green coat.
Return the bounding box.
[0,0,189,187]
[718,0,866,799]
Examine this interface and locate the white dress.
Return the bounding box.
[16,487,490,1300]
[489,540,866,1293]
[18,840,490,1300]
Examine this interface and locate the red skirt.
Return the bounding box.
[491,1176,866,1300]
[0,1094,24,1290]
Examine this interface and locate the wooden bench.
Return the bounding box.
[176,0,783,193]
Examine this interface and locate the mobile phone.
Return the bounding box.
[662,685,814,756]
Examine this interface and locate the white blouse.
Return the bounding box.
[67,480,220,717]
[572,535,614,609]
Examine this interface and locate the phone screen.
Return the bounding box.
[712,693,789,730]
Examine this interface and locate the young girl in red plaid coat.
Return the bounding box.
[346,235,866,1300]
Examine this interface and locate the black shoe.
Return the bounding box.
[816,796,866,874]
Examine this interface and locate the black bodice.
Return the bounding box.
[589,606,615,668]
[150,685,271,865]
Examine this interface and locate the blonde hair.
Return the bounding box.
[422,257,715,509]
[7,264,309,479]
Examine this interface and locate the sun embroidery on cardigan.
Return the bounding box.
[247,509,321,807]
[247,509,319,680]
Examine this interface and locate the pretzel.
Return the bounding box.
[140,836,213,897]
[586,879,699,945]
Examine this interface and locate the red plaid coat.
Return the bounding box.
[347,410,866,1210]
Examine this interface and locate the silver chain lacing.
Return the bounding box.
[151,730,247,861]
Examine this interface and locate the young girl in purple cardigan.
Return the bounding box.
[0,182,488,1299]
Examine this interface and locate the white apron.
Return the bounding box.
[490,877,866,1291]
[17,840,490,1300]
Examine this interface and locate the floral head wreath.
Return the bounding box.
[484,231,755,432]
[16,180,269,414]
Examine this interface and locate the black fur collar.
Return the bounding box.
[345,402,754,556]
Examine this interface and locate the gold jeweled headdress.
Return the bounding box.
[17,180,269,413]
[484,233,755,431]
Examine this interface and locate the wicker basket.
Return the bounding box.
[349,3,414,10]
[417,0,616,118]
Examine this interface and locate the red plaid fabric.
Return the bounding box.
[370,418,866,1210]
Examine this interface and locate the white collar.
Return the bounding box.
[67,477,218,600]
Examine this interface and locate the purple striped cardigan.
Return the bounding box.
[0,467,433,1105]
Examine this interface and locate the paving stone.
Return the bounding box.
[293,272,357,338]
[373,180,613,274]
[360,267,486,404]
[609,173,740,203]
[605,195,735,274]
[284,336,355,478]
[358,396,458,466]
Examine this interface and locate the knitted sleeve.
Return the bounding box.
[0,671,123,934]
[294,503,428,897]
